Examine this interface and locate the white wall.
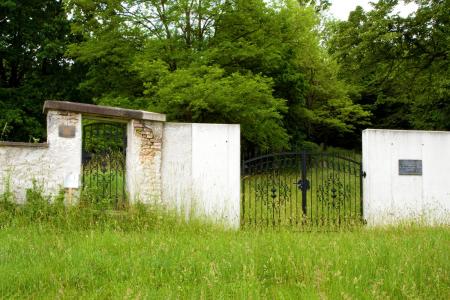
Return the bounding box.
[1,109,241,228]
[161,123,193,218]
[363,129,450,225]
[0,111,82,202]
[0,145,50,201]
[162,123,240,228]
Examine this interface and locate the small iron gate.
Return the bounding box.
[82,121,127,205]
[241,151,364,228]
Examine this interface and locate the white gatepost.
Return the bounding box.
[362,129,450,225]
[161,123,241,228]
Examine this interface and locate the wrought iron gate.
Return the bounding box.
[241,151,364,228]
[82,121,127,205]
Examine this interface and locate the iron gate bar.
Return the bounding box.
[243,152,361,165]
[301,151,307,220]
[360,163,363,218]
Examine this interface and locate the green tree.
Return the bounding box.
[67,0,292,149]
[140,63,289,150]
[0,0,86,141]
[67,0,370,150]
[328,0,450,130]
[200,0,370,147]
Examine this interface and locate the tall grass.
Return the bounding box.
[0,182,189,232]
[0,186,449,299]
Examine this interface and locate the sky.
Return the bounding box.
[328,0,418,20]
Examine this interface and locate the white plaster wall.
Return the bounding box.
[363,129,450,225]
[0,146,51,202]
[191,124,241,228]
[161,123,192,218]
[161,123,240,228]
[0,110,82,202]
[47,111,82,195]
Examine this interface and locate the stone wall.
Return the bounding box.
[0,110,82,201]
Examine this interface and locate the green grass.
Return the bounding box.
[0,222,449,298]
[0,185,448,299]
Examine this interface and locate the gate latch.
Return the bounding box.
[296,179,310,191]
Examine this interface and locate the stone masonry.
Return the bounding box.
[126,119,164,204]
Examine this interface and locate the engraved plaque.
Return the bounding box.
[399,160,422,175]
[59,125,76,138]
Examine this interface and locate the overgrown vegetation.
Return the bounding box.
[0,184,449,298]
[0,181,187,231]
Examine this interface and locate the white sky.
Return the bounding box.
[328,0,418,20]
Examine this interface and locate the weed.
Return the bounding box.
[0,122,8,141]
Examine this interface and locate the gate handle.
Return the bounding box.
[295,179,310,191]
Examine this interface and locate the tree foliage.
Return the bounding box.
[9,0,445,150]
[142,63,290,149]
[64,0,370,150]
[328,0,449,130]
[0,0,87,141]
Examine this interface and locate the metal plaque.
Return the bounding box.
[399,160,422,175]
[59,125,76,138]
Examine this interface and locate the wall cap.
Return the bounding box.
[43,100,166,122]
[0,141,49,148]
[363,128,450,134]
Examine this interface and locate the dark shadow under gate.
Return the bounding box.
[241,152,364,228]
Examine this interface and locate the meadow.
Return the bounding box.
[0,189,449,299]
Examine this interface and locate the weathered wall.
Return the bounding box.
[161,123,192,218]
[363,129,450,225]
[0,110,82,201]
[162,123,240,228]
[126,119,164,203]
[0,144,50,201]
[1,103,241,228]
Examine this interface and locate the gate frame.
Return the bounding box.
[241,150,364,228]
[81,119,128,205]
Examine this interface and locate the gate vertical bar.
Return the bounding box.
[241,157,245,226]
[360,164,364,221]
[301,151,307,220]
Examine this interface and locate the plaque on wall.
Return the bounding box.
[399,160,422,175]
[59,125,76,138]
